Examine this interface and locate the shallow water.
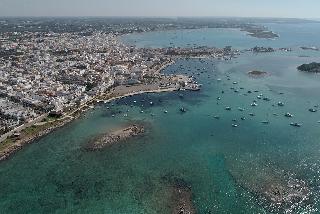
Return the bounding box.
[1,24,320,213]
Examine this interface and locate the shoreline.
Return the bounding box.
[0,84,179,162]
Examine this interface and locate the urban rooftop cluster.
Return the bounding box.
[0,27,238,136]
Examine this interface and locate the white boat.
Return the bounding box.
[238,107,245,111]
[309,108,317,112]
[285,112,293,118]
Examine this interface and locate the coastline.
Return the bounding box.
[0,45,200,163]
[0,84,180,162]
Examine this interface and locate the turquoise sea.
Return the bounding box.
[1,23,320,213]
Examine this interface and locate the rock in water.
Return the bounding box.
[86,124,144,150]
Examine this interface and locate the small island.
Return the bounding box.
[297,62,320,73]
[87,124,145,150]
[248,70,268,77]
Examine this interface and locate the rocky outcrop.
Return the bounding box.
[161,174,196,214]
[248,70,268,77]
[87,124,145,150]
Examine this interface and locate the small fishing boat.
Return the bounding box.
[290,122,302,127]
[278,102,284,106]
[238,107,245,112]
[232,124,238,128]
[285,112,293,118]
[251,102,258,107]
[225,107,231,111]
[180,107,187,113]
[214,115,220,119]
[261,121,269,124]
[309,108,317,112]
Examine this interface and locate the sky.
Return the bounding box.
[0,0,319,18]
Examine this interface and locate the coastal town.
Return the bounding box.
[1,11,320,214]
[0,28,240,148]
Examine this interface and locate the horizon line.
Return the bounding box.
[0,15,319,20]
